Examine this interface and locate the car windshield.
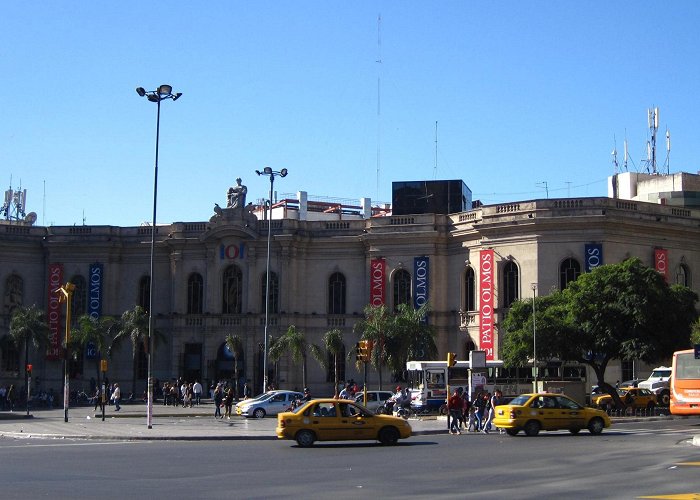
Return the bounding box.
[509,395,532,406]
[650,369,671,378]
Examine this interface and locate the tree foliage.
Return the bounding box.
[309,328,344,397]
[268,325,310,389]
[502,258,697,406]
[72,314,116,387]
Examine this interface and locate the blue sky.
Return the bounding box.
[2,2,700,226]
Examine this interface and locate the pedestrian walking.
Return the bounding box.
[224,387,234,419]
[111,383,121,411]
[473,391,485,431]
[447,387,463,435]
[193,380,203,406]
[6,384,15,412]
[213,385,223,419]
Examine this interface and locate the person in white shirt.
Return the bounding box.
[192,381,203,406]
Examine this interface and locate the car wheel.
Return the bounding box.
[659,391,670,406]
[378,426,400,446]
[295,430,315,447]
[524,420,540,437]
[588,417,605,435]
[505,429,519,436]
[569,428,581,435]
[252,408,266,419]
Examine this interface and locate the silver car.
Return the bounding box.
[237,390,303,419]
[354,390,395,412]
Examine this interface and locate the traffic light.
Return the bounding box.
[356,340,374,362]
[447,352,457,367]
[356,342,364,362]
[26,364,33,375]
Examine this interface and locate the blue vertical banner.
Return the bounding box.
[584,244,603,272]
[414,256,429,319]
[86,262,103,359]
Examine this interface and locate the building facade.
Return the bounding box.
[2,179,699,398]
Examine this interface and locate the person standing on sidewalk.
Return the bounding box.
[223,387,234,419]
[193,380,203,406]
[111,383,121,411]
[447,387,463,435]
[213,385,223,419]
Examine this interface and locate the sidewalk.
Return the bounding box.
[0,402,449,441]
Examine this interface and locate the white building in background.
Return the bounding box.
[1,172,699,398]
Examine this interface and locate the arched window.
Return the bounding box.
[464,267,476,311]
[676,263,691,287]
[222,265,243,314]
[559,258,581,290]
[4,274,23,315]
[502,261,519,308]
[70,275,87,325]
[393,269,412,311]
[187,273,204,314]
[328,272,346,314]
[138,276,150,311]
[261,271,279,314]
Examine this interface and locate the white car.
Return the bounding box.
[236,390,303,419]
[354,390,395,412]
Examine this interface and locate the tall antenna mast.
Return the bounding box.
[376,14,382,201]
[434,121,438,179]
[647,107,659,174]
[663,128,671,174]
[612,135,619,174]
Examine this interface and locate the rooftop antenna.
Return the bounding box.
[375,13,382,202]
[612,135,619,174]
[623,134,629,171]
[663,128,671,174]
[434,121,438,179]
[645,107,659,174]
[1,177,28,223]
[536,181,549,199]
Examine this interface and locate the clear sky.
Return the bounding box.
[3,2,700,227]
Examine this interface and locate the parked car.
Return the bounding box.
[493,393,611,437]
[236,390,303,419]
[276,398,412,447]
[592,387,656,412]
[354,391,394,412]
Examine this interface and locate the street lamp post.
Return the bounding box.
[136,84,182,429]
[531,282,538,391]
[255,166,288,394]
[55,282,75,423]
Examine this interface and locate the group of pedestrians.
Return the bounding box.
[212,381,240,419]
[447,388,504,435]
[161,380,203,408]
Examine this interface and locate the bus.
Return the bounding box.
[670,348,700,416]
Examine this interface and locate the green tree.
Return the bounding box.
[392,302,437,367]
[501,258,698,408]
[309,328,344,397]
[224,333,244,400]
[691,319,700,346]
[72,314,116,390]
[9,304,50,414]
[109,306,166,397]
[268,325,310,389]
[353,304,395,390]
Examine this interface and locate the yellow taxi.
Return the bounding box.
[591,387,657,413]
[493,393,611,437]
[275,398,412,447]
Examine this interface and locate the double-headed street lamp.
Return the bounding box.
[136,84,182,429]
[255,166,288,394]
[531,282,538,390]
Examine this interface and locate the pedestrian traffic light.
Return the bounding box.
[26,364,32,375]
[356,342,365,362]
[447,352,457,367]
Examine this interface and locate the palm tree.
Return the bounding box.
[72,314,116,390]
[9,304,50,415]
[109,306,165,397]
[392,302,437,368]
[310,328,344,397]
[268,325,310,389]
[224,333,244,400]
[353,304,394,390]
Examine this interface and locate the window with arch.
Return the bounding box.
[464,267,476,311]
[222,265,243,314]
[4,274,23,315]
[187,273,204,314]
[261,271,279,314]
[502,260,519,308]
[328,272,346,314]
[393,269,412,311]
[70,275,87,325]
[559,258,581,290]
[138,276,150,311]
[676,263,691,288]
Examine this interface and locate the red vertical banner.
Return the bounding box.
[370,258,385,306]
[654,249,668,282]
[479,250,495,360]
[46,263,63,360]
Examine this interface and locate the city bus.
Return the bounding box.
[670,348,700,416]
